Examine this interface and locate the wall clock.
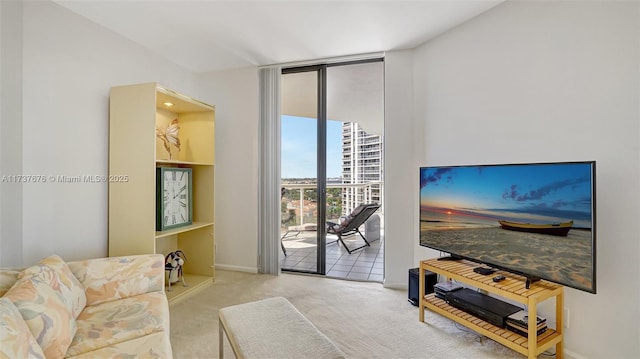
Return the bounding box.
[156,167,193,231]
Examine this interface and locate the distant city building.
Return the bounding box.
[341,122,383,215]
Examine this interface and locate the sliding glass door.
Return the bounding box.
[280,59,385,280]
[280,66,326,274]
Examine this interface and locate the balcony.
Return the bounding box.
[280,182,384,281]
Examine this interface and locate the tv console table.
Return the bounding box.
[419,258,564,359]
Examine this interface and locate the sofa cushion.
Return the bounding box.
[5,261,78,359]
[67,255,164,306]
[30,255,87,318]
[0,297,46,359]
[65,291,169,357]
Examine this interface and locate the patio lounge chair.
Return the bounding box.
[327,203,380,254]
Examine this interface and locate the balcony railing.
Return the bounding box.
[281,181,383,227]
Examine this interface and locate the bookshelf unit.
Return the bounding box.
[109,83,215,304]
[419,258,563,359]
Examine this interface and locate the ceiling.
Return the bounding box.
[54,0,503,73]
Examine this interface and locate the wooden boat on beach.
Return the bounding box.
[498,220,573,236]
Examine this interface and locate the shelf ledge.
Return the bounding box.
[156,160,214,166]
[156,221,214,238]
[166,274,213,305]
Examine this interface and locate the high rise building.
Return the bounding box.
[341,122,383,215]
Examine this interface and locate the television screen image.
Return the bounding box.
[419,161,596,293]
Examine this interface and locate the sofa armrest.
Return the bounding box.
[67,254,164,306]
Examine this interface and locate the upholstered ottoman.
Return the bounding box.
[218,296,345,359]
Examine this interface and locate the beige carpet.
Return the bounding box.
[169,270,538,358]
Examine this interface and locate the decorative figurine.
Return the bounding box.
[156,118,180,159]
[164,250,188,291]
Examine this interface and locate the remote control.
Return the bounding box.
[492,275,506,282]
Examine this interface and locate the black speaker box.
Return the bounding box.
[408,268,437,306]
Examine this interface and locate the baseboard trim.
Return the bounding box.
[382,281,407,290]
[216,264,258,273]
[564,348,587,359]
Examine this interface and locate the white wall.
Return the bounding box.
[0,0,261,271]
[195,68,260,273]
[412,2,639,358]
[0,0,24,267]
[5,0,197,265]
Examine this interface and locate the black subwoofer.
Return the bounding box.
[408,268,437,306]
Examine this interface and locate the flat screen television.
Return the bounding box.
[419,161,596,294]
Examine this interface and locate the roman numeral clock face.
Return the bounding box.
[164,171,188,226]
[160,169,191,229]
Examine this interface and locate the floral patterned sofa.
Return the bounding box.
[0,254,172,358]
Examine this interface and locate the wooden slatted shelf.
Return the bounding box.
[419,259,564,359]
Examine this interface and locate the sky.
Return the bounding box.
[281,115,343,178]
[419,162,594,227]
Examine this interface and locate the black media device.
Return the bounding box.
[445,288,521,328]
[473,267,496,275]
[408,268,437,306]
[434,281,463,300]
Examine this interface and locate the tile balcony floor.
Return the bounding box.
[280,231,384,282]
